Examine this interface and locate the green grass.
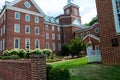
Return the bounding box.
[48,57,120,80]
[48,57,88,68]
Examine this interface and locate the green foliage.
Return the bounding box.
[42,49,52,58]
[84,16,98,26]
[10,49,19,55]
[70,37,88,57]
[18,49,27,58]
[26,49,34,58]
[0,56,3,59]
[3,50,11,56]
[46,64,53,80]
[49,67,70,80]
[2,54,20,59]
[33,48,42,54]
[60,43,71,56]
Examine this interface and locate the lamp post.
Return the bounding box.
[26,43,30,58]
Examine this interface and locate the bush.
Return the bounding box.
[33,48,42,54]
[3,50,11,56]
[0,56,3,59]
[46,64,53,80]
[18,49,27,58]
[42,49,52,58]
[10,49,19,55]
[48,67,70,80]
[2,55,20,59]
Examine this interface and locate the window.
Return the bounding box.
[74,8,78,15]
[35,39,40,48]
[14,24,20,33]
[95,45,99,50]
[52,26,54,31]
[46,42,49,49]
[2,39,5,50]
[25,14,30,21]
[3,24,5,34]
[58,43,61,50]
[94,28,99,33]
[46,25,49,30]
[25,25,30,34]
[66,9,70,14]
[14,38,20,48]
[25,38,30,49]
[58,27,60,31]
[35,27,39,35]
[86,31,90,35]
[4,13,6,21]
[0,41,1,50]
[35,16,39,23]
[1,28,2,35]
[58,34,61,40]
[52,43,56,51]
[24,1,31,8]
[80,33,85,38]
[46,33,49,39]
[15,12,20,20]
[52,33,55,40]
[112,0,120,33]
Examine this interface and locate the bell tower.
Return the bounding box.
[56,0,81,43]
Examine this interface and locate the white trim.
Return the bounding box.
[83,34,100,42]
[64,3,79,9]
[52,33,55,40]
[46,42,49,49]
[0,8,6,18]
[15,12,20,20]
[35,39,40,48]
[62,24,81,27]
[35,16,39,23]
[58,15,81,20]
[7,0,21,6]
[25,38,30,49]
[2,39,5,50]
[6,6,44,17]
[14,24,20,33]
[35,27,40,35]
[25,14,30,22]
[25,25,30,34]
[14,38,20,49]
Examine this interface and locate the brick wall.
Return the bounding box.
[0,55,46,80]
[96,0,120,64]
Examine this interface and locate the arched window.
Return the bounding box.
[66,9,70,14]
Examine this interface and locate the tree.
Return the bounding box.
[70,37,88,58]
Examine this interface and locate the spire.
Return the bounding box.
[67,0,75,4]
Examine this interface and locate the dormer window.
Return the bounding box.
[24,1,31,8]
[66,9,70,14]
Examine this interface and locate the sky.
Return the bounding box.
[0,0,97,24]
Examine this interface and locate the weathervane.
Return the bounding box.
[67,0,74,4]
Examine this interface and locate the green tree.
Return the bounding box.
[70,37,88,58]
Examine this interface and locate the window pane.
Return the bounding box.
[25,14,30,21]
[35,17,39,23]
[15,12,20,19]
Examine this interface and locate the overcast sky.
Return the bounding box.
[0,0,97,24]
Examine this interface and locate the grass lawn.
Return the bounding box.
[48,57,120,80]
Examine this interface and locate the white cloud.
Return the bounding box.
[0,0,97,24]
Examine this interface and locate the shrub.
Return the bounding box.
[42,49,52,58]
[48,67,70,80]
[18,49,27,58]
[10,49,19,55]
[3,50,11,56]
[0,56,3,59]
[26,49,34,58]
[46,64,53,80]
[9,54,20,59]
[33,48,42,54]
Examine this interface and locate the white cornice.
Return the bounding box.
[44,22,61,27]
[0,8,6,18]
[58,15,81,20]
[62,24,81,27]
[6,6,44,17]
[64,3,79,9]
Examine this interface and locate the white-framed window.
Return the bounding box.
[94,28,99,33]
[58,27,60,31]
[25,25,30,34]
[14,24,20,33]
[52,43,56,51]
[86,31,90,35]
[25,14,30,21]
[58,43,61,50]
[1,28,2,35]
[74,8,78,15]
[46,25,49,30]
[46,42,49,49]
[35,39,40,48]
[0,40,2,51]
[46,33,49,39]
[35,16,39,23]
[25,38,30,49]
[52,26,54,31]
[58,34,61,40]
[14,38,20,48]
[15,12,20,20]
[80,33,85,38]
[95,45,99,50]
[2,39,5,50]
[35,27,39,35]
[52,33,55,40]
[3,24,5,34]
[66,9,70,14]
[24,1,31,8]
